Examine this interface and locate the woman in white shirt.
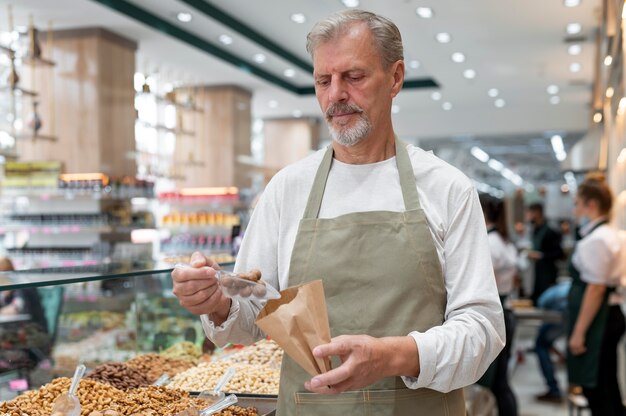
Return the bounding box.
[480,194,518,416]
[567,173,625,416]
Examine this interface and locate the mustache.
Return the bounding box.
[325,103,364,118]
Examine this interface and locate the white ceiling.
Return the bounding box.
[0,0,601,186]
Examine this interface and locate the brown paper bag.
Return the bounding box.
[255,279,332,376]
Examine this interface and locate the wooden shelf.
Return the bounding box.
[22,55,56,67]
[15,133,58,142]
[0,86,39,97]
[135,92,203,113]
[129,151,205,167]
[135,119,196,136]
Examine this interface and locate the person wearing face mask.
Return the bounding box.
[567,173,625,416]
[526,203,564,305]
[171,9,504,415]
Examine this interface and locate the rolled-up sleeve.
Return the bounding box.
[401,187,505,392]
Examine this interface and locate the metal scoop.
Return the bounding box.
[51,364,86,416]
[174,393,238,416]
[153,374,170,386]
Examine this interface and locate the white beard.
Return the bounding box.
[327,114,372,147]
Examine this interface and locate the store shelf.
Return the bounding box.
[21,55,56,67]
[0,85,38,97]
[129,150,205,167]
[135,91,203,113]
[14,133,58,141]
[135,119,196,136]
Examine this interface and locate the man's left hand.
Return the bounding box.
[304,335,419,395]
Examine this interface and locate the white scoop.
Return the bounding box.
[51,364,86,416]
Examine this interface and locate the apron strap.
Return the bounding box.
[302,139,422,219]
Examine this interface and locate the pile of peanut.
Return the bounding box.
[168,361,280,395]
[86,363,151,390]
[126,353,195,383]
[220,340,283,367]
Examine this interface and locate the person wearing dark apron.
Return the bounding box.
[567,174,625,416]
[172,9,505,416]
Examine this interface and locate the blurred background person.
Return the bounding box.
[567,174,625,416]
[480,194,518,416]
[534,280,571,403]
[0,257,47,333]
[526,203,564,305]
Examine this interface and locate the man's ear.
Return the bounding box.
[390,60,404,98]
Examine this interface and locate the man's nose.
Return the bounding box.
[328,78,349,103]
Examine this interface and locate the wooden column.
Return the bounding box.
[262,117,320,182]
[174,85,252,189]
[16,28,137,176]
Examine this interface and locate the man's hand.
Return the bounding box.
[171,252,231,324]
[527,250,544,261]
[304,335,420,395]
[569,332,587,356]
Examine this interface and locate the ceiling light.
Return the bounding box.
[569,62,582,73]
[176,12,192,23]
[471,146,490,163]
[617,148,626,164]
[409,60,420,69]
[488,159,504,172]
[392,105,400,114]
[566,22,582,35]
[488,88,499,98]
[494,98,506,108]
[431,91,442,101]
[606,87,614,98]
[283,68,296,78]
[442,102,453,111]
[550,96,561,105]
[564,0,580,7]
[435,32,452,43]
[253,53,266,64]
[619,97,626,114]
[219,34,233,45]
[342,0,359,7]
[593,112,603,123]
[416,7,434,18]
[551,135,567,162]
[268,100,278,109]
[451,52,465,63]
[463,69,476,79]
[292,110,303,118]
[568,44,582,55]
[291,13,306,24]
[604,55,613,66]
[547,85,559,95]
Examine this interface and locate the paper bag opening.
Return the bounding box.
[255,279,332,377]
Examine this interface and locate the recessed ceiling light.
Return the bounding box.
[569,62,582,73]
[283,68,296,78]
[488,88,499,98]
[593,112,603,123]
[342,0,359,7]
[416,7,434,18]
[268,100,278,109]
[451,52,465,63]
[606,87,614,98]
[177,12,192,23]
[550,96,561,105]
[442,102,452,111]
[547,85,559,95]
[392,105,400,114]
[566,22,582,34]
[219,34,233,45]
[253,53,266,64]
[409,60,420,69]
[435,32,452,44]
[604,55,613,66]
[431,91,442,101]
[568,44,582,55]
[463,69,476,79]
[564,0,580,7]
[291,13,306,24]
[494,99,506,108]
[292,110,303,118]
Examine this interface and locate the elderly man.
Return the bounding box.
[172,9,504,415]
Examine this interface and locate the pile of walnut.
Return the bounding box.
[126,353,195,383]
[0,378,258,416]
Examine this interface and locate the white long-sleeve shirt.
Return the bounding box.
[573,217,623,287]
[201,143,505,393]
[487,230,518,295]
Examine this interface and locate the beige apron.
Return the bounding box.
[275,140,465,415]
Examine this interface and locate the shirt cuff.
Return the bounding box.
[401,331,437,389]
[200,298,240,336]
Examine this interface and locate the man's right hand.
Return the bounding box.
[171,252,232,324]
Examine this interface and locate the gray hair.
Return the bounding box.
[306,10,404,68]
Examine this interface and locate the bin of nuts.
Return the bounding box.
[168,361,280,395]
[126,353,195,383]
[217,270,280,302]
[219,340,283,368]
[85,363,151,390]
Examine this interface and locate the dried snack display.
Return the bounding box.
[85,363,151,390]
[219,340,283,367]
[126,353,195,383]
[159,341,202,362]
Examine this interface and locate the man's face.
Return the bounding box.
[312,23,403,147]
[526,210,538,225]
